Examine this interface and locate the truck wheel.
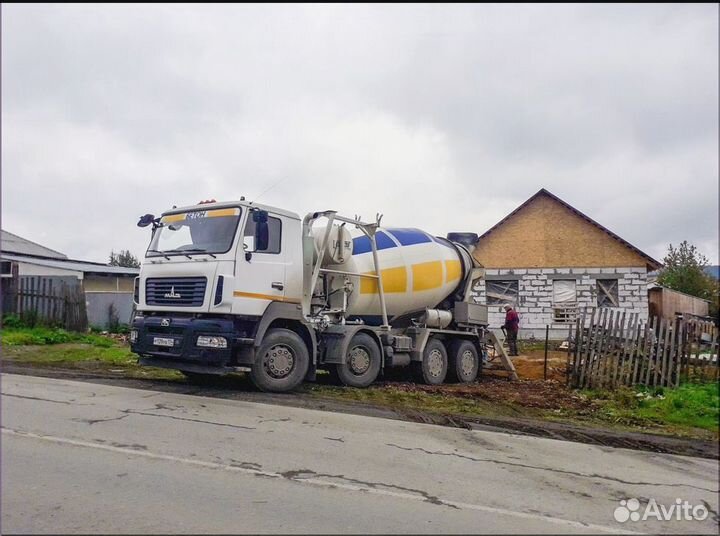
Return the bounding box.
[447,340,480,383]
[414,338,448,385]
[250,328,310,393]
[333,333,381,388]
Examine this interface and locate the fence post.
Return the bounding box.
[543,325,549,381]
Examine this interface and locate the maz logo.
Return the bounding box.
[163,286,182,299]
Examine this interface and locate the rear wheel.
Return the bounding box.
[250,328,310,392]
[413,338,448,385]
[333,332,381,388]
[447,340,480,383]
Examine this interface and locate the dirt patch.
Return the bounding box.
[385,377,593,411]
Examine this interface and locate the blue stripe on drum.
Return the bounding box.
[385,228,432,246]
[352,231,397,255]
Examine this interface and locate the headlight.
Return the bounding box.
[130,330,138,343]
[197,336,228,348]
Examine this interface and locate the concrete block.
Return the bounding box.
[528,269,542,274]
[555,268,571,274]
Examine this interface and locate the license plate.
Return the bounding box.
[153,337,175,347]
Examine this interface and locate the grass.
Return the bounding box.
[1,326,181,381]
[1,326,116,347]
[582,382,719,432]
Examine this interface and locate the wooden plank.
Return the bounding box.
[593,309,614,389]
[630,317,644,385]
[652,318,665,387]
[621,313,637,385]
[673,321,684,387]
[586,308,606,389]
[644,316,657,386]
[577,307,600,388]
[611,310,627,387]
[662,317,677,388]
[577,308,595,388]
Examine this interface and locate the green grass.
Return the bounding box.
[582,382,719,431]
[1,326,115,347]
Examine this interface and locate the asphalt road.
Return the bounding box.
[1,374,718,534]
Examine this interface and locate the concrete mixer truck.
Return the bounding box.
[129,199,491,392]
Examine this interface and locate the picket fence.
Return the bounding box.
[569,308,718,389]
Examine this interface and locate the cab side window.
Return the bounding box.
[243,215,282,254]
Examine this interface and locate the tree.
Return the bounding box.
[109,249,141,268]
[657,241,718,319]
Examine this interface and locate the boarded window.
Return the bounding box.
[597,279,619,307]
[486,280,518,306]
[553,280,577,304]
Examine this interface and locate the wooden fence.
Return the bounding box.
[568,308,718,389]
[1,276,88,332]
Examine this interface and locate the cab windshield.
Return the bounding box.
[147,207,242,257]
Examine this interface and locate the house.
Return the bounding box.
[471,189,662,339]
[1,230,139,328]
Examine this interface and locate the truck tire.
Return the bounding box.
[250,328,310,393]
[413,338,448,385]
[447,340,480,383]
[333,332,381,388]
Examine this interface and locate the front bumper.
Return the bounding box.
[131,315,237,370]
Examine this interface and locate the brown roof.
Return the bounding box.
[478,189,662,271]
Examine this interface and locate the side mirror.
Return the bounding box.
[255,221,269,251]
[137,214,156,228]
[252,209,268,223]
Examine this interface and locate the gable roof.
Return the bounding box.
[1,230,68,260]
[478,189,662,271]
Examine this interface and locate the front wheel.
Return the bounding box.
[250,328,310,393]
[333,332,381,388]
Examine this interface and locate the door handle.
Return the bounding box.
[271,282,284,291]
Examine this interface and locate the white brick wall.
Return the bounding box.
[472,267,648,339]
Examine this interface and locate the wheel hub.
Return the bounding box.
[265,345,295,378]
[460,350,475,376]
[427,349,444,377]
[348,346,371,375]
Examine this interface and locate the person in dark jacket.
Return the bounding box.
[503,304,520,356]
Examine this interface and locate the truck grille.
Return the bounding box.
[145,277,207,307]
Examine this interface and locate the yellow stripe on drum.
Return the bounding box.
[445,260,462,283]
[360,266,408,294]
[412,261,443,291]
[233,291,300,304]
[161,214,186,223]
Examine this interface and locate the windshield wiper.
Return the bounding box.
[167,248,217,258]
[147,249,171,260]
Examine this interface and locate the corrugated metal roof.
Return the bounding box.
[0,230,68,259]
[1,253,139,276]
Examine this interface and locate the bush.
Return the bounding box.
[2,314,23,329]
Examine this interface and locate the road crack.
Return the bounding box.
[120,409,255,430]
[386,444,720,493]
[279,468,458,509]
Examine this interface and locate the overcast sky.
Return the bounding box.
[2,4,718,265]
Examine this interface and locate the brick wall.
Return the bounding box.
[472,267,648,339]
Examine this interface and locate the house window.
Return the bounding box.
[486,280,518,306]
[0,261,12,278]
[597,279,619,307]
[553,279,577,323]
